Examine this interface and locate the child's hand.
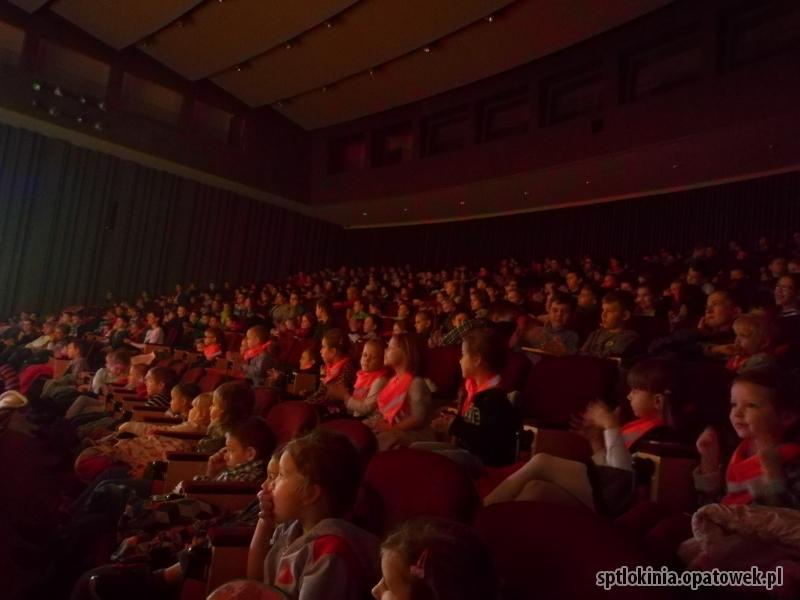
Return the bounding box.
[431,411,456,434]
[584,400,619,430]
[206,448,227,477]
[696,427,721,473]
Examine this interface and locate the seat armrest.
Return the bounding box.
[165,451,210,461]
[636,440,698,459]
[141,415,183,425]
[208,526,256,548]
[156,430,205,441]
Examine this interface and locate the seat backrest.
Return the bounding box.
[421,345,463,401]
[518,354,618,427]
[475,502,670,600]
[499,349,531,393]
[224,332,243,354]
[169,359,188,379]
[264,401,319,445]
[355,448,480,536]
[283,338,317,368]
[197,370,229,393]
[253,387,281,418]
[181,366,205,385]
[319,419,377,469]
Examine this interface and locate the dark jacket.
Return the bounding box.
[449,387,522,467]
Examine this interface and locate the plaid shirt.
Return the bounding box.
[193,459,266,484]
[440,318,488,346]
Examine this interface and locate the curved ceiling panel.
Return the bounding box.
[142,0,358,81]
[211,0,513,107]
[7,0,50,13]
[272,0,672,129]
[50,0,203,49]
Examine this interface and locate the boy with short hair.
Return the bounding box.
[241,325,275,387]
[581,291,639,359]
[527,292,579,355]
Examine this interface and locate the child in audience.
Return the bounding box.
[526,292,579,355]
[372,517,499,600]
[241,325,274,387]
[693,370,800,508]
[200,327,225,363]
[63,350,132,420]
[117,383,201,437]
[572,283,600,343]
[28,339,91,418]
[580,291,639,359]
[485,358,677,516]
[247,429,379,599]
[181,416,274,488]
[724,313,779,374]
[328,338,390,417]
[421,328,521,475]
[305,329,356,416]
[367,333,435,451]
[362,314,381,341]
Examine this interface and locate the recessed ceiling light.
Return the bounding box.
[403,208,408,212]
[362,212,368,216]
[285,41,294,50]
[485,14,495,23]
[459,201,466,205]
[324,20,334,28]
[672,163,679,169]
[522,191,530,197]
[585,180,591,185]
[368,68,376,76]
[423,46,432,53]
[321,86,328,92]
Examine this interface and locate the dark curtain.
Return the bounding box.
[0,123,342,316]
[343,171,800,267]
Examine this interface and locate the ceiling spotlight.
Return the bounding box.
[422,46,432,53]
[93,121,104,132]
[585,180,591,185]
[672,163,679,169]
[324,20,334,28]
[53,86,63,97]
[79,96,87,104]
[31,99,39,108]
[368,68,376,76]
[97,101,106,111]
[141,36,155,48]
[522,191,530,197]
[485,14,495,23]
[31,81,42,92]
[362,212,368,216]
[459,201,466,205]
[403,208,409,212]
[47,106,59,116]
[76,115,84,124]
[235,63,248,72]
[284,40,295,50]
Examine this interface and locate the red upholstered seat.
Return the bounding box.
[181,367,205,385]
[517,354,618,427]
[168,359,189,379]
[499,349,531,392]
[355,447,480,536]
[475,461,526,498]
[254,387,281,417]
[281,338,317,368]
[475,501,675,600]
[197,369,228,393]
[421,345,462,401]
[223,332,243,354]
[264,401,319,445]
[319,419,377,469]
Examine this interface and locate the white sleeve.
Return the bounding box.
[603,427,633,471]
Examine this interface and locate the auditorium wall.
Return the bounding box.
[0,122,342,316]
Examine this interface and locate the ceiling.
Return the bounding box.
[8,0,673,130]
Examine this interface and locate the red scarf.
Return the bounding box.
[621,417,664,449]
[353,368,390,401]
[726,354,749,372]
[377,372,414,425]
[461,374,501,416]
[203,343,222,361]
[243,340,271,361]
[723,439,800,505]
[323,357,350,384]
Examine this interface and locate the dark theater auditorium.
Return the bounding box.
[2,0,800,598]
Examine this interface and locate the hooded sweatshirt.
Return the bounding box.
[264,518,380,600]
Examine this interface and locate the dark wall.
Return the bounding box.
[342,171,800,267]
[0,122,342,316]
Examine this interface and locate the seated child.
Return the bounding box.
[305,329,356,416]
[580,291,639,359]
[247,429,380,600]
[182,416,274,488]
[117,382,201,437]
[241,325,275,387]
[63,349,131,420]
[526,292,579,355]
[366,333,436,451]
[33,338,91,406]
[679,370,800,570]
[372,517,499,600]
[328,338,390,417]
[724,313,779,374]
[419,328,522,475]
[485,358,677,516]
[200,327,225,364]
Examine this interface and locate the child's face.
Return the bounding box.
[66,343,78,359]
[363,317,376,333]
[414,314,430,334]
[246,330,262,349]
[600,301,627,331]
[775,276,797,307]
[384,337,405,368]
[729,381,785,440]
[577,288,595,308]
[636,287,655,311]
[262,451,308,525]
[170,390,189,415]
[627,388,661,419]
[301,314,312,329]
[320,340,337,364]
[210,395,222,424]
[106,358,126,377]
[459,343,481,379]
[144,373,162,397]
[734,323,765,355]
[224,434,254,469]
[392,323,404,335]
[361,344,384,372]
[372,550,412,600]
[300,350,315,369]
[547,302,571,331]
[453,313,469,328]
[397,305,409,319]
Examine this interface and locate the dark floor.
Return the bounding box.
[0,410,78,599]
